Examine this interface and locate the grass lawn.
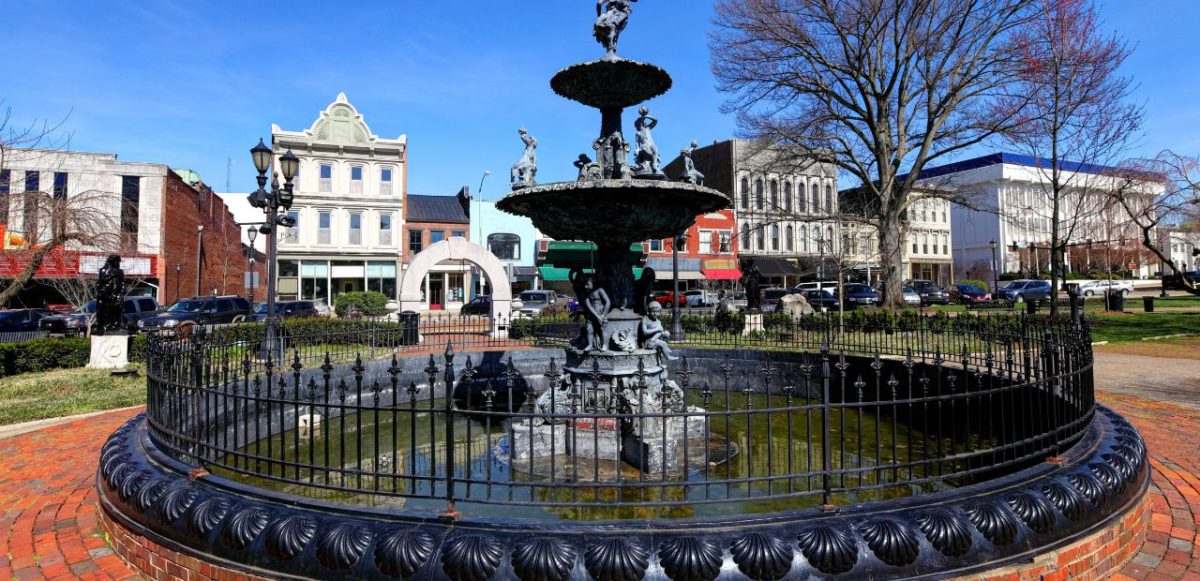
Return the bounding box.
[1087,312,1200,343]
[1095,336,1200,360]
[0,365,145,426]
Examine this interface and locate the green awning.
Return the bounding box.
[542,241,644,270]
[539,266,645,282]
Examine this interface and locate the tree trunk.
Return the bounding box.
[877,211,905,309]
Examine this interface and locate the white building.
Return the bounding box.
[837,193,955,286]
[1162,227,1200,272]
[905,153,1162,281]
[270,93,407,307]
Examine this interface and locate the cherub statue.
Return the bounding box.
[574,153,602,181]
[680,140,705,185]
[634,107,661,176]
[571,269,612,352]
[511,128,537,188]
[639,301,678,361]
[594,131,632,180]
[594,0,637,58]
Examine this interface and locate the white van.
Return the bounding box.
[795,281,840,293]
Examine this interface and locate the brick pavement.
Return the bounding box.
[0,349,1196,580]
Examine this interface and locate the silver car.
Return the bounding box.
[902,285,921,306]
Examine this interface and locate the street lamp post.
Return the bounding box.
[246,226,259,305]
[671,231,689,341]
[195,225,205,297]
[247,139,299,358]
[174,263,181,301]
[989,240,998,293]
[475,170,491,297]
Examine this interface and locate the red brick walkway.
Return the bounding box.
[1,357,1198,580]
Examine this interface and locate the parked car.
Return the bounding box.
[252,300,318,322]
[0,308,57,332]
[460,295,492,316]
[996,279,1054,303]
[901,285,922,307]
[139,295,252,333]
[841,284,881,308]
[313,301,333,318]
[761,288,800,312]
[722,291,748,311]
[681,289,710,307]
[652,291,687,308]
[513,290,560,318]
[949,284,992,304]
[908,280,950,306]
[795,281,839,293]
[1077,280,1133,297]
[801,289,839,311]
[39,297,160,336]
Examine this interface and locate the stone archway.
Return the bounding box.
[399,237,513,338]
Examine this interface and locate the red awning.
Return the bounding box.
[703,268,741,280]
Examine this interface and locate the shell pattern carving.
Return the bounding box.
[915,510,973,557]
[730,532,794,581]
[967,503,1019,547]
[657,537,722,581]
[374,530,436,579]
[1007,493,1056,534]
[440,535,504,581]
[1111,444,1142,472]
[1042,482,1087,521]
[584,538,650,581]
[155,486,197,525]
[134,478,168,513]
[186,497,231,538]
[1104,453,1136,482]
[1090,462,1126,495]
[219,507,271,551]
[511,537,577,581]
[264,515,318,561]
[116,471,147,503]
[797,526,858,575]
[1070,472,1110,508]
[859,520,921,567]
[316,525,373,571]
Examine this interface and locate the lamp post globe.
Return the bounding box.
[250,139,272,175]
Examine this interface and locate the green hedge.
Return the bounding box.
[334,291,390,318]
[0,337,91,376]
[956,279,990,292]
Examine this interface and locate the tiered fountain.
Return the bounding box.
[497,1,729,474]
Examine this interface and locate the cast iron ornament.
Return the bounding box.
[797,525,859,574]
[730,532,793,581]
[264,515,318,561]
[317,524,373,570]
[860,519,922,567]
[374,530,436,578]
[915,510,974,557]
[584,538,649,581]
[511,537,577,581]
[440,535,504,581]
[657,537,722,581]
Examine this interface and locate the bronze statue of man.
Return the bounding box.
[741,258,763,312]
[95,254,126,335]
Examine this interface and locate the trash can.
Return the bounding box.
[1143,296,1155,313]
[1025,299,1038,314]
[1105,291,1125,312]
[400,311,420,346]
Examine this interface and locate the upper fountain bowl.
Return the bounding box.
[551,57,673,110]
[497,179,729,243]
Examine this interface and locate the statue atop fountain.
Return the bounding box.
[510,128,537,189]
[679,140,705,185]
[594,0,637,59]
[633,106,664,178]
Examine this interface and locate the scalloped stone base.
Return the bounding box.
[96,406,1149,581]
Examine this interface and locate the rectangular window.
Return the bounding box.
[25,171,39,193]
[350,166,363,195]
[912,241,918,254]
[452,230,466,238]
[409,230,423,254]
[0,169,9,223]
[719,232,732,253]
[319,164,332,193]
[318,211,331,245]
[120,176,140,248]
[283,210,299,244]
[52,172,68,199]
[380,168,393,196]
[430,230,445,244]
[649,239,663,252]
[348,212,362,245]
[379,214,393,246]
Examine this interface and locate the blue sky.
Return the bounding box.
[2,1,1197,200]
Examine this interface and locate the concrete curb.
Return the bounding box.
[0,405,144,441]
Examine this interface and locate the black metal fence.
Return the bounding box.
[144,313,1094,517]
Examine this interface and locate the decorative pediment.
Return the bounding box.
[307,93,375,145]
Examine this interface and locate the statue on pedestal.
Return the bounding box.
[571,270,612,352]
[574,154,602,181]
[741,258,763,312]
[680,140,705,185]
[94,255,126,335]
[594,131,631,180]
[639,302,677,361]
[511,128,538,189]
[633,107,662,177]
[594,0,637,57]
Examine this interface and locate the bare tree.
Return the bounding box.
[1109,152,1200,294]
[710,0,1034,307]
[996,0,1142,313]
[43,277,98,309]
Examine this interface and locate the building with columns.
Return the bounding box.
[270,93,406,308]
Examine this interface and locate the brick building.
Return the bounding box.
[403,188,472,311]
[640,209,739,290]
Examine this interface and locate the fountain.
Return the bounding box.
[497,1,729,475]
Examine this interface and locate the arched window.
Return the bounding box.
[785,225,794,251]
[739,177,749,209]
[770,224,780,251]
[754,179,764,210]
[487,233,521,260]
[826,226,834,250]
[783,181,792,212]
[770,180,779,209]
[825,186,834,214]
[755,223,765,250]
[741,222,751,249]
[797,183,806,213]
[812,183,821,213]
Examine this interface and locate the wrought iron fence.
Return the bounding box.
[144,313,1094,516]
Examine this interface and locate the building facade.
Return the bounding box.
[1162,226,1200,272]
[404,189,472,311]
[471,197,542,294]
[270,93,407,308]
[0,148,251,306]
[640,210,739,289]
[666,139,839,286]
[835,194,954,286]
